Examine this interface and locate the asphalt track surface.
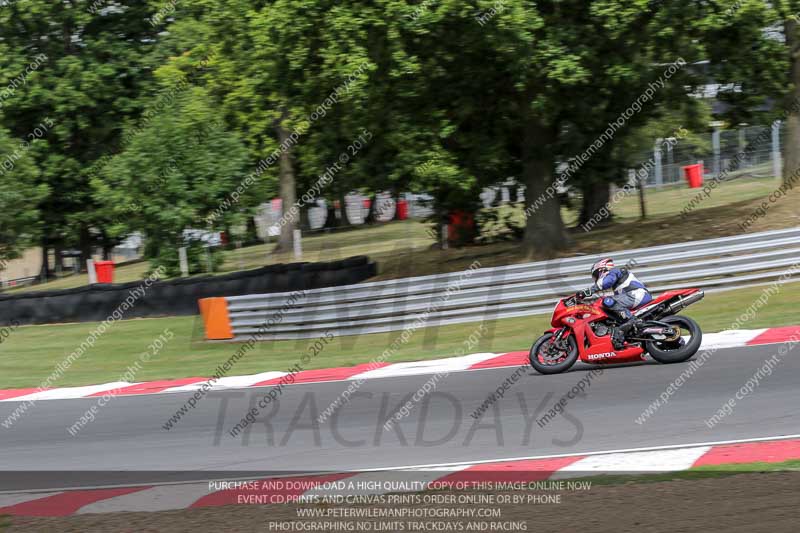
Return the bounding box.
[1,343,798,490]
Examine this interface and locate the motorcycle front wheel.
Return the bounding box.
[529,332,579,375]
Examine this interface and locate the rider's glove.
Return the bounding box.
[581,287,595,298]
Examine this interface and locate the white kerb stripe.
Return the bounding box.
[0,327,777,404]
[10,382,133,402]
[698,329,766,350]
[160,372,289,393]
[553,446,712,478]
[211,371,290,389]
[299,467,470,501]
[0,492,63,509]
[76,483,210,514]
[351,353,499,380]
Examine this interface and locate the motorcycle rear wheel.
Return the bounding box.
[646,315,702,364]
[530,332,579,375]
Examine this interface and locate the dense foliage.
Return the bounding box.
[0,0,795,273]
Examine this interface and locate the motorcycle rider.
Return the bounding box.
[585,258,652,349]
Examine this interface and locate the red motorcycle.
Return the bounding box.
[529,288,705,374]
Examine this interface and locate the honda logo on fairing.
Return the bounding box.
[588,352,616,360]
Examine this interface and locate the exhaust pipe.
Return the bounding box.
[666,290,705,314]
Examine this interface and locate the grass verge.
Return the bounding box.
[559,458,800,488]
[0,279,798,389]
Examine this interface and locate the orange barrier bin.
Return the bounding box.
[683,164,704,188]
[198,297,234,340]
[94,260,115,283]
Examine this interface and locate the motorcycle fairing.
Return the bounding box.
[633,288,701,316]
[547,297,646,364]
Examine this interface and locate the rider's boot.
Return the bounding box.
[611,328,626,350]
[608,308,636,350]
[613,318,637,349]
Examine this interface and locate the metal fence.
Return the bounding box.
[637,122,783,188]
[217,227,800,341]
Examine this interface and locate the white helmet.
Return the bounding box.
[590,258,615,281]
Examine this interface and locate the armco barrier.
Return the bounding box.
[199,227,800,341]
[0,256,376,326]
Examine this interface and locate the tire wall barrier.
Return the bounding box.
[0,256,377,326]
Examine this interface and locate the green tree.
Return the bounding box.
[0,0,160,273]
[218,1,375,249]
[0,126,48,266]
[706,0,797,186]
[397,1,712,254]
[93,87,249,275]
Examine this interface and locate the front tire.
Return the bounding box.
[646,315,702,364]
[530,332,579,375]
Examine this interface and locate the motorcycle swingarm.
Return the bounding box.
[641,320,674,328]
[628,328,680,342]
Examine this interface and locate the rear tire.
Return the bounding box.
[530,332,579,375]
[646,315,702,364]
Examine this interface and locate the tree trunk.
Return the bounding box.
[39,243,50,281]
[578,181,611,227]
[275,108,298,252]
[324,202,338,229]
[365,193,377,224]
[79,226,93,271]
[339,193,348,225]
[300,204,311,231]
[638,175,647,219]
[522,119,570,258]
[54,243,64,274]
[785,18,800,187]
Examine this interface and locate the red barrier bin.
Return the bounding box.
[683,164,704,188]
[447,210,476,243]
[397,200,408,220]
[94,260,115,284]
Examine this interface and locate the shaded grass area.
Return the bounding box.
[1,279,798,389]
[281,176,799,281]
[5,222,434,293]
[4,260,153,293]
[611,176,778,221]
[7,176,798,291]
